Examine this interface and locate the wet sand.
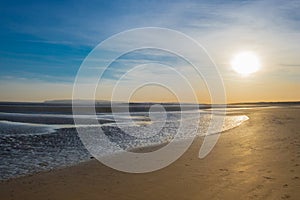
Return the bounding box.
[0,106,299,199]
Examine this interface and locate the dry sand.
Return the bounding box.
[0,106,299,199]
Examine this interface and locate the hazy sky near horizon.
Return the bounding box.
[0,0,299,103]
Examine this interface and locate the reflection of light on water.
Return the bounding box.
[235,115,249,125]
[99,113,250,150]
[225,115,249,126]
[224,115,249,129]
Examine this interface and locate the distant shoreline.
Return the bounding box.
[0,101,299,114]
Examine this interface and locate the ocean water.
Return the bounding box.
[0,110,248,180]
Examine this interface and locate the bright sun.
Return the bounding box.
[231,52,261,76]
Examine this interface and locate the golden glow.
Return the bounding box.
[231,52,261,76]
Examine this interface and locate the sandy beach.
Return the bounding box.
[0,106,299,200]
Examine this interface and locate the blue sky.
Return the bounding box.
[0,0,299,102]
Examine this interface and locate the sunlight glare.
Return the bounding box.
[231,52,261,76]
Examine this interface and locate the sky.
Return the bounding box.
[0,0,299,103]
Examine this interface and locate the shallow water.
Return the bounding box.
[0,110,248,180]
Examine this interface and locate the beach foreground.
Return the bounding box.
[0,106,299,200]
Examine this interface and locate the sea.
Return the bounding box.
[0,103,250,180]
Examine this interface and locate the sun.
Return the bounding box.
[231,52,261,76]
